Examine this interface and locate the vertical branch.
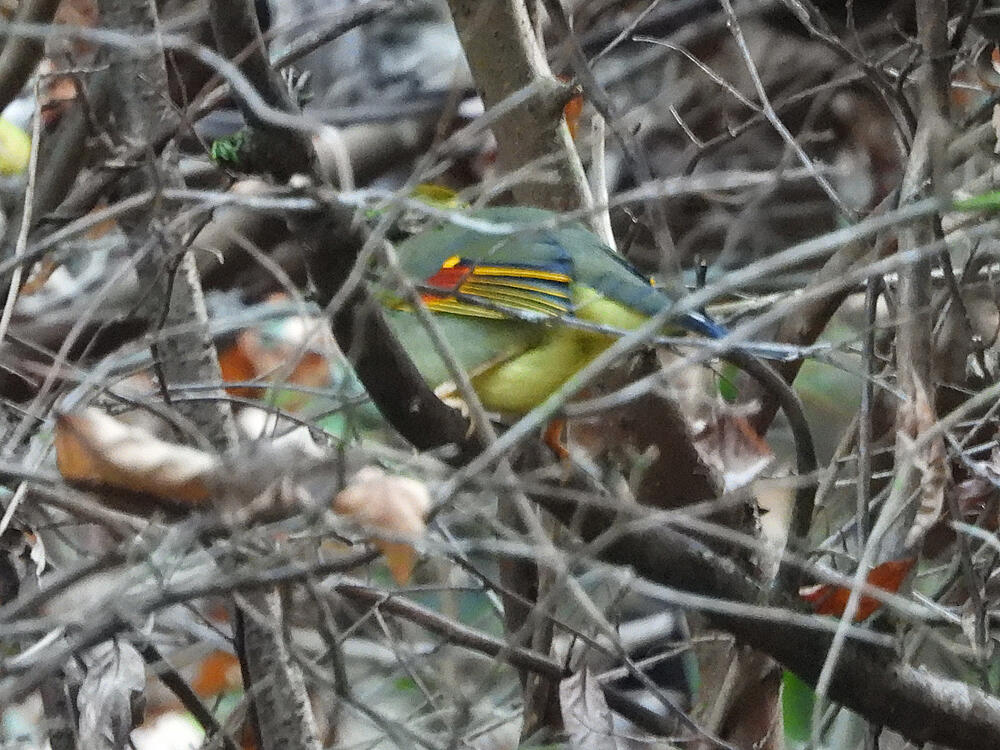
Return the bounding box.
[445,0,593,733]
[233,591,322,750]
[883,0,951,558]
[810,2,952,739]
[857,277,881,546]
[208,0,313,179]
[447,0,592,214]
[200,1,323,748]
[39,675,77,750]
[100,0,237,450]
[98,2,320,749]
[917,0,952,120]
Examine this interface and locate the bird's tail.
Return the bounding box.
[679,311,800,362]
[679,310,727,339]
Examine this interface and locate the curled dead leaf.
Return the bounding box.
[55,409,217,505]
[692,410,774,492]
[333,467,430,584]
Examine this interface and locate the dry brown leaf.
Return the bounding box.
[55,0,98,26]
[18,258,59,296]
[55,409,218,504]
[220,325,332,409]
[563,91,584,141]
[219,331,265,399]
[333,467,430,584]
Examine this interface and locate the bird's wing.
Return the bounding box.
[380,309,543,390]
[417,252,574,320]
[398,205,665,320]
[550,217,727,338]
[393,206,727,337]
[393,207,574,322]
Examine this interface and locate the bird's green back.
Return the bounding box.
[393,206,671,318]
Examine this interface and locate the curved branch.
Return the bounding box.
[530,482,1000,750]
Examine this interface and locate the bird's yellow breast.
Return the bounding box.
[469,287,648,414]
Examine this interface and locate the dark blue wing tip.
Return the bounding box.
[681,311,727,339]
[679,313,800,361]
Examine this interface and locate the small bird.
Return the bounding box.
[379,206,727,421]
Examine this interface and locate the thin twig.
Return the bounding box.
[857,275,881,545]
[716,0,856,220]
[0,78,42,347]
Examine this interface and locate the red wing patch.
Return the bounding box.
[423,258,473,293]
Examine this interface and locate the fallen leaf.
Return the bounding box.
[800,558,916,622]
[333,467,430,584]
[220,325,332,409]
[18,258,59,296]
[55,409,217,504]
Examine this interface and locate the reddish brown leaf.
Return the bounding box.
[220,326,332,408]
[219,332,264,399]
[556,74,584,140]
[190,650,241,697]
[18,258,59,296]
[800,558,916,622]
[564,91,584,140]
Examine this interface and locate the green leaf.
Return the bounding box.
[210,130,248,168]
[717,362,740,403]
[952,190,1000,213]
[412,183,465,209]
[782,670,815,743]
[393,676,417,692]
